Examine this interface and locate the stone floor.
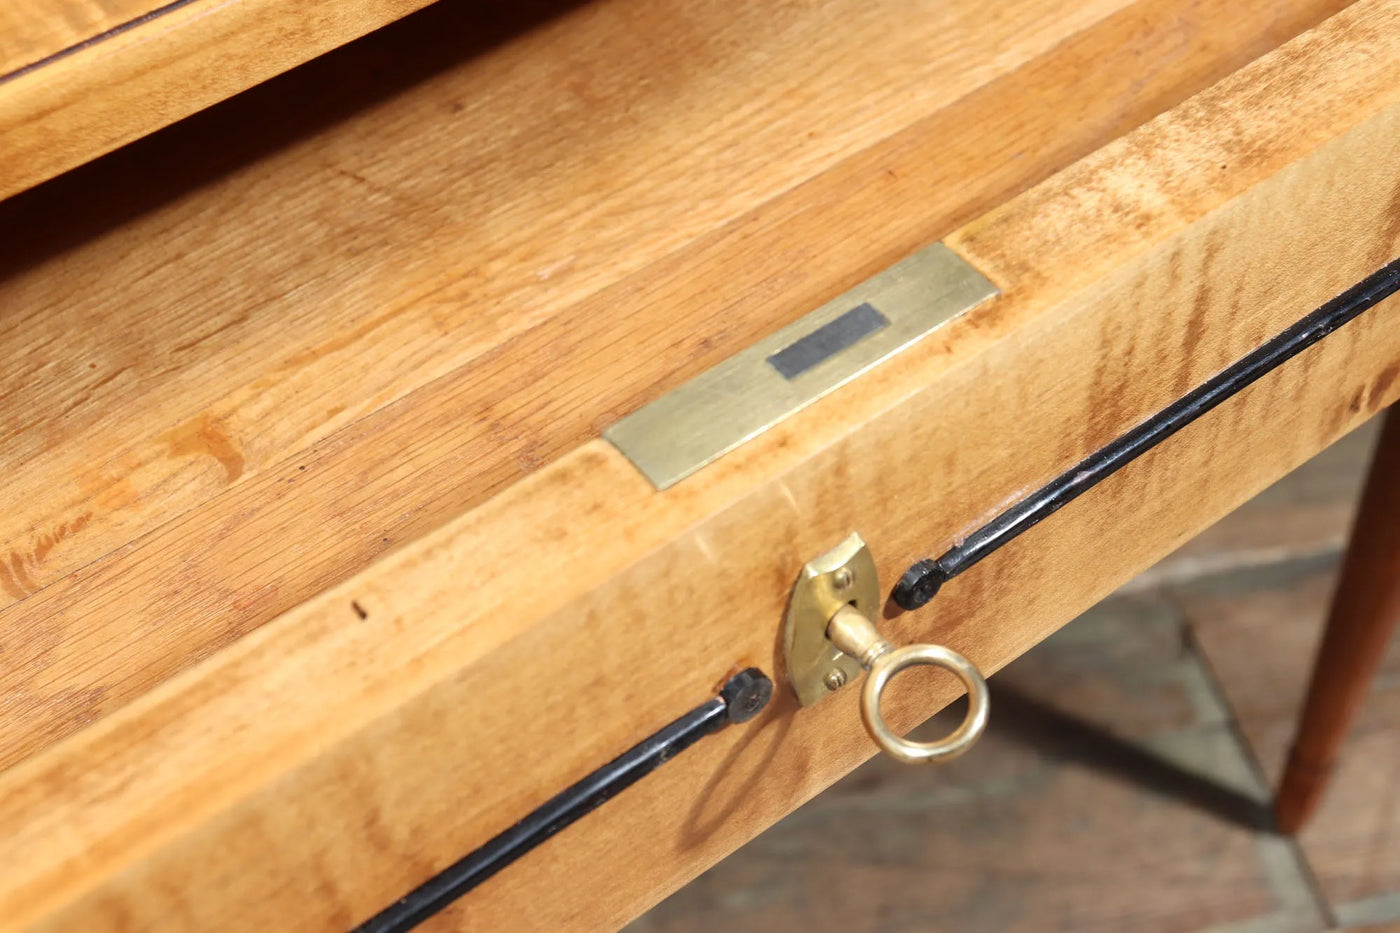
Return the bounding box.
[631,417,1400,933]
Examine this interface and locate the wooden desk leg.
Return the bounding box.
[1275,406,1400,835]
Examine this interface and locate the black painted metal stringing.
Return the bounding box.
[893,256,1400,610]
[355,669,773,933]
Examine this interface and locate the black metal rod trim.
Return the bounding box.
[354,669,772,933]
[894,256,1400,610]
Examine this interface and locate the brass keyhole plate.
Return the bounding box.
[783,532,880,706]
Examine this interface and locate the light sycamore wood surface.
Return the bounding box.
[0,0,159,77]
[0,0,439,200]
[0,0,1351,771]
[0,0,1144,601]
[2,1,1399,928]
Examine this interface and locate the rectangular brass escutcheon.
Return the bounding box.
[604,243,998,489]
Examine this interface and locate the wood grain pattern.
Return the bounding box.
[0,0,1128,605]
[0,0,1351,771]
[0,0,444,200]
[0,0,162,78]
[3,2,1400,927]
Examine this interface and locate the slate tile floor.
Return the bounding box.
[631,418,1400,932]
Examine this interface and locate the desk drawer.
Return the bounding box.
[2,0,1399,929]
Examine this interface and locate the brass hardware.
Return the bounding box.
[825,604,989,764]
[784,533,989,764]
[783,532,879,707]
[604,243,998,490]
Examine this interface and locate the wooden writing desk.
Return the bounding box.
[1,0,1397,927]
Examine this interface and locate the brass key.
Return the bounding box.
[783,533,988,763]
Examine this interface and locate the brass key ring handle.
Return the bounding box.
[827,604,989,764]
[783,533,989,764]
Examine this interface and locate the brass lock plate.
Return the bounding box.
[784,532,880,706]
[603,243,998,490]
